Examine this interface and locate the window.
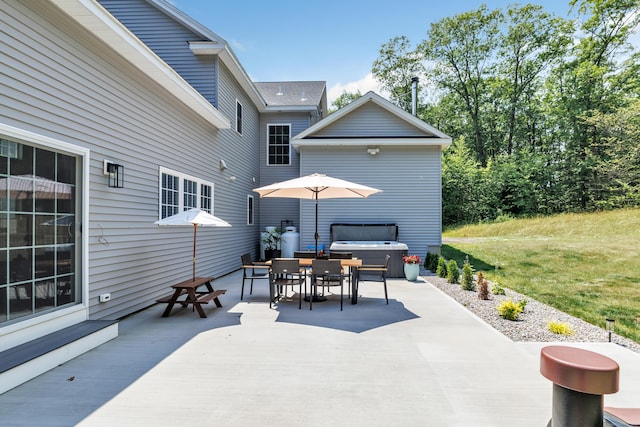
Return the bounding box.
[159,167,214,219]
[236,100,242,135]
[247,195,254,225]
[0,138,80,323]
[267,124,291,165]
[200,184,212,214]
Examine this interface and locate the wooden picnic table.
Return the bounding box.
[156,276,226,318]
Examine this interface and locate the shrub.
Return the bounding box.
[461,258,475,291]
[477,272,489,300]
[548,321,574,335]
[518,299,528,312]
[492,283,506,295]
[436,257,448,278]
[425,252,439,272]
[447,260,460,283]
[497,299,524,321]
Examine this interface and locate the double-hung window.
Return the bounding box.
[159,167,213,219]
[267,124,291,165]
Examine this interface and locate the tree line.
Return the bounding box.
[334,0,640,225]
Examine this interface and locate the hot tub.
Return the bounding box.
[329,224,409,278]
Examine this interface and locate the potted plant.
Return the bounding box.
[402,254,421,281]
[262,228,282,260]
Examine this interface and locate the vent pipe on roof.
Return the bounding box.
[411,77,419,116]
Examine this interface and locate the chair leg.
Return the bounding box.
[241,274,246,300]
[383,278,388,304]
[250,276,254,295]
[340,281,343,311]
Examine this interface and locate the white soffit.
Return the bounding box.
[49,0,231,129]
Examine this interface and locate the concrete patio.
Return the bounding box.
[0,270,638,426]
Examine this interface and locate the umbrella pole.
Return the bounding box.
[314,193,319,256]
[192,224,197,281]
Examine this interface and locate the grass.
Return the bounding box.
[441,208,640,344]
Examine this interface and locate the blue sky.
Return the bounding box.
[171,1,573,105]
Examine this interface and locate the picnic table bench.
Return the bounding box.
[156,276,226,318]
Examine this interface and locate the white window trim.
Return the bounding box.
[247,195,254,225]
[235,99,243,135]
[159,167,214,219]
[0,123,89,345]
[266,123,292,166]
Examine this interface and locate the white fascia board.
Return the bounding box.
[50,0,231,129]
[189,42,266,111]
[292,137,452,151]
[211,49,267,111]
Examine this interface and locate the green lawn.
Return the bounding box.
[441,208,640,344]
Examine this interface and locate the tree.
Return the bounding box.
[372,36,425,112]
[329,90,362,113]
[583,100,640,207]
[549,0,640,209]
[497,4,572,155]
[418,5,502,165]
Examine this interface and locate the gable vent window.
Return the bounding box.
[267,124,291,165]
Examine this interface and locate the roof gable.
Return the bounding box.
[293,92,451,146]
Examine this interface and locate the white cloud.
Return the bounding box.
[327,73,389,106]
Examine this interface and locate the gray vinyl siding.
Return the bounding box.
[314,103,433,137]
[257,113,311,233]
[99,0,218,107]
[1,1,248,320]
[298,144,443,259]
[214,62,263,260]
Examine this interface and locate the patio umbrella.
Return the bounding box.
[154,208,231,281]
[253,173,382,256]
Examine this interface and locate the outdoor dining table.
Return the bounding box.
[156,276,226,318]
[267,258,362,304]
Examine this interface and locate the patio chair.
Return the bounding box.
[356,254,390,304]
[240,253,270,300]
[329,251,353,297]
[310,259,344,311]
[269,258,304,309]
[294,250,315,282]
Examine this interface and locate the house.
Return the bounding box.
[0,0,448,393]
[291,91,450,257]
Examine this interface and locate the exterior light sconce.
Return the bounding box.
[219,159,227,171]
[605,318,615,342]
[367,147,380,155]
[104,160,124,188]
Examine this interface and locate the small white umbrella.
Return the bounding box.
[253,173,382,255]
[154,208,231,281]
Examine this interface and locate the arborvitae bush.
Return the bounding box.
[477,272,489,299]
[436,257,448,278]
[425,252,439,272]
[461,258,475,291]
[447,259,459,283]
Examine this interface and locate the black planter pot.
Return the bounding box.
[264,249,281,261]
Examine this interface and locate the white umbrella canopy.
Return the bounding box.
[253,173,382,255]
[154,208,231,281]
[253,173,381,199]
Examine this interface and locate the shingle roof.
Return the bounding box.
[254,81,326,107]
